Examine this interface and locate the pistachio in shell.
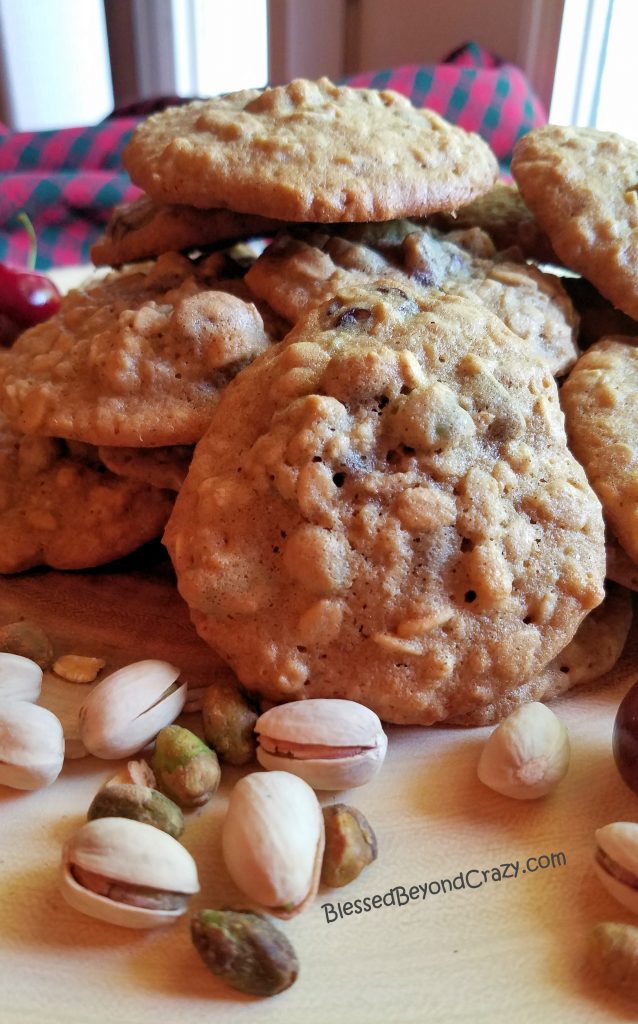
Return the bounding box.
[191,909,299,996]
[321,804,378,887]
[87,782,185,839]
[0,621,53,670]
[152,725,221,807]
[590,921,638,999]
[202,678,257,766]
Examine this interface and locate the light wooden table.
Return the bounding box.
[0,551,636,1024]
[2,265,636,1022]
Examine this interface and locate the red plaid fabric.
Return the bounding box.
[0,43,546,269]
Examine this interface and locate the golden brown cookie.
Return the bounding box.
[246,225,579,376]
[562,276,637,350]
[512,125,638,319]
[123,78,498,222]
[164,282,605,725]
[449,583,633,725]
[430,182,557,263]
[0,414,174,573]
[606,532,638,591]
[91,195,282,267]
[0,253,280,447]
[98,445,193,491]
[561,336,638,565]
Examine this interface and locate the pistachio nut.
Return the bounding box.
[0,699,64,789]
[191,909,299,996]
[152,725,221,808]
[87,782,185,839]
[477,702,570,799]
[79,660,186,759]
[594,822,638,914]
[202,678,258,765]
[0,621,53,670]
[60,817,199,928]
[590,921,638,998]
[0,652,43,702]
[321,804,378,887]
[255,698,388,790]
[222,771,324,918]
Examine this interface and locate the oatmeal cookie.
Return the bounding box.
[430,182,557,264]
[91,195,282,267]
[246,225,579,375]
[164,282,605,725]
[562,276,637,350]
[450,583,633,725]
[606,532,638,591]
[98,444,193,491]
[0,253,280,447]
[123,78,498,222]
[512,125,638,319]
[561,336,638,565]
[0,414,174,573]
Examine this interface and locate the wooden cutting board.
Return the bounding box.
[1,545,637,1024]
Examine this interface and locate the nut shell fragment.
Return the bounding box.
[53,654,105,684]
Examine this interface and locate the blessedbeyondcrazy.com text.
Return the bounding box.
[320,849,567,924]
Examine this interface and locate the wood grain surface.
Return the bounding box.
[1,550,637,1024]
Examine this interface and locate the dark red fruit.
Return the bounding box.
[613,681,638,793]
[0,262,60,337]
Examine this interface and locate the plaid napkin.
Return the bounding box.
[0,43,546,269]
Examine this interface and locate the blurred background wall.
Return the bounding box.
[0,0,634,137]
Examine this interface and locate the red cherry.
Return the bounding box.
[0,263,60,341]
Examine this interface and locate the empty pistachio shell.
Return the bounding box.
[152,725,221,807]
[202,679,257,765]
[0,652,43,702]
[321,804,378,887]
[87,782,185,839]
[478,702,570,799]
[191,909,299,996]
[595,822,638,914]
[60,817,199,928]
[255,699,388,790]
[0,699,64,789]
[0,621,53,670]
[222,771,324,918]
[79,660,186,759]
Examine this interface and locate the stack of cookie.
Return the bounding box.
[1,78,636,728]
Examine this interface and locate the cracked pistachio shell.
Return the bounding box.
[255,698,388,790]
[594,822,638,914]
[79,660,186,759]
[60,816,199,929]
[87,782,185,839]
[222,771,324,918]
[0,652,43,702]
[0,699,64,789]
[192,909,299,996]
